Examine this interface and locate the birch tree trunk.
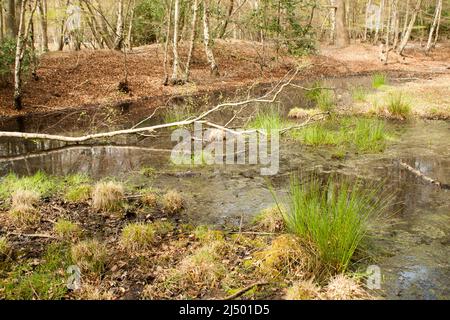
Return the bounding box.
[392,0,399,48]
[374,0,384,43]
[170,0,181,84]
[335,0,349,47]
[113,0,125,50]
[363,0,372,42]
[37,0,48,52]
[329,0,336,44]
[203,0,219,76]
[185,0,199,82]
[425,0,442,53]
[397,0,422,55]
[383,0,391,65]
[126,0,136,50]
[14,0,38,110]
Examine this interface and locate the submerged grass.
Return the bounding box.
[282,175,389,273]
[291,117,389,153]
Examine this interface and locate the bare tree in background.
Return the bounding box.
[185,0,199,82]
[202,0,219,75]
[37,0,48,52]
[6,0,16,39]
[14,0,38,110]
[113,0,125,50]
[426,0,442,53]
[335,0,349,47]
[397,0,422,55]
[170,0,181,84]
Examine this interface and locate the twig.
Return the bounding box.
[224,281,268,300]
[399,161,448,189]
[7,232,57,239]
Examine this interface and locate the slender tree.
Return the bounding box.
[426,0,442,53]
[185,0,199,82]
[202,0,219,75]
[6,0,16,39]
[397,0,422,55]
[170,0,181,84]
[113,0,124,50]
[37,0,48,52]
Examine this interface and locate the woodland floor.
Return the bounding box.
[0,40,449,118]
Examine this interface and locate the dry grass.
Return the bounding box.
[253,205,285,233]
[92,181,124,212]
[288,108,309,119]
[71,240,108,274]
[255,234,318,278]
[9,204,39,226]
[162,190,184,214]
[11,189,40,207]
[324,274,371,300]
[142,192,158,208]
[74,283,114,300]
[285,279,321,300]
[120,223,156,251]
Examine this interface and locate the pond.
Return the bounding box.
[0,75,449,299]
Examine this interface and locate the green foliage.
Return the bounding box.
[54,219,81,240]
[0,38,32,84]
[351,118,387,152]
[283,176,387,273]
[1,243,71,300]
[132,0,166,46]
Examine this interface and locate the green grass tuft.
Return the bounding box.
[351,86,367,102]
[372,73,387,89]
[283,176,388,273]
[387,92,412,118]
[0,171,59,202]
[247,108,290,134]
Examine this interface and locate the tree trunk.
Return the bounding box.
[329,0,336,44]
[335,0,349,47]
[363,0,372,42]
[6,0,16,39]
[170,0,180,84]
[113,0,124,50]
[0,1,4,42]
[425,0,442,53]
[14,0,38,110]
[202,0,219,75]
[219,0,234,39]
[163,0,173,85]
[392,0,399,48]
[37,0,48,52]
[397,0,421,55]
[126,0,136,49]
[383,0,391,65]
[185,0,199,82]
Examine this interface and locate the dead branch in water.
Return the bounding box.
[0,68,302,143]
[399,161,449,189]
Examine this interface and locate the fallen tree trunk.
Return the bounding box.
[399,161,449,189]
